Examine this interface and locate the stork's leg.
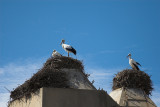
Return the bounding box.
[68,52,69,57]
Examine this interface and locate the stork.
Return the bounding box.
[52,50,62,57]
[60,39,76,57]
[127,53,141,70]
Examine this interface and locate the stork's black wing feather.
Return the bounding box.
[66,47,76,55]
[133,63,140,70]
[136,62,141,66]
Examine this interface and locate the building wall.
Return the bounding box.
[42,88,119,107]
[9,87,119,107]
[109,88,157,107]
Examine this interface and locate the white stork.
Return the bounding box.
[127,53,141,70]
[52,50,62,57]
[60,39,76,57]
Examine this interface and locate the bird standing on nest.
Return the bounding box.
[60,39,76,57]
[127,53,141,70]
[52,50,62,57]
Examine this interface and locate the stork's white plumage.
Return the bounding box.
[52,50,62,57]
[60,39,76,57]
[127,53,141,70]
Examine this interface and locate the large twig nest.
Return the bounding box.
[10,56,84,102]
[112,69,153,95]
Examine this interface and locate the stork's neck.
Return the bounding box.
[61,43,65,47]
[61,42,64,46]
[129,56,131,59]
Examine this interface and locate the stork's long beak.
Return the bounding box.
[60,41,62,45]
[126,55,129,58]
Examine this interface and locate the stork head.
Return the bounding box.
[127,53,131,58]
[53,50,56,52]
[60,39,65,45]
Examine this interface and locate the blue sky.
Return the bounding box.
[0,0,160,106]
